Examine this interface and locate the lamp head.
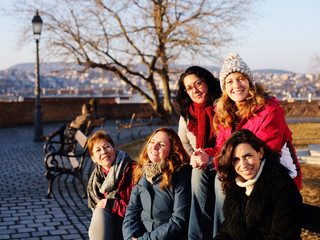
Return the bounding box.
[32,10,43,39]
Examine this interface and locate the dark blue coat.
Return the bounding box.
[122,165,191,240]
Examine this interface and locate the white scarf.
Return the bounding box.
[235,160,265,196]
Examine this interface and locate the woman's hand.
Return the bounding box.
[132,238,138,240]
[190,149,209,170]
[96,199,107,209]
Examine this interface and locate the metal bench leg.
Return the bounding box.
[116,121,121,140]
[78,172,87,198]
[130,128,134,139]
[46,177,54,199]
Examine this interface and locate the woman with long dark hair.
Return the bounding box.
[214,129,302,239]
[176,66,221,239]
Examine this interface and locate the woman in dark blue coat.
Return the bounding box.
[122,127,191,240]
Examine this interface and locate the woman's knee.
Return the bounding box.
[89,208,122,240]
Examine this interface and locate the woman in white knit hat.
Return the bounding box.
[191,53,302,237]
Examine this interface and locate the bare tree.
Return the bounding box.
[8,0,258,124]
[311,54,320,73]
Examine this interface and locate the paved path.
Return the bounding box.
[0,119,175,240]
[285,116,320,123]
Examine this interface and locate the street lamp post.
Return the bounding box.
[32,10,43,142]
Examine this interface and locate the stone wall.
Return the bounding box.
[280,100,320,117]
[0,98,153,127]
[0,98,319,127]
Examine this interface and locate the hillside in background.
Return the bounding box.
[5,62,293,74]
[1,62,320,102]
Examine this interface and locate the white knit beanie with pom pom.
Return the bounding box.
[219,53,254,91]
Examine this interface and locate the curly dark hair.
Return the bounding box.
[176,66,222,121]
[216,129,281,193]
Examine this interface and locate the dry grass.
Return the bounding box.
[118,137,148,161]
[119,122,320,239]
[289,123,320,240]
[288,122,320,148]
[300,164,320,239]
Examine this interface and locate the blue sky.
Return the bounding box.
[1,0,320,73]
[226,0,320,73]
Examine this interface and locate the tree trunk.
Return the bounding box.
[152,100,179,125]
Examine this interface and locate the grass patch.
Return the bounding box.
[118,137,148,161]
[288,123,320,148]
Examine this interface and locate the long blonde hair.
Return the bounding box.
[213,82,271,134]
[132,127,190,189]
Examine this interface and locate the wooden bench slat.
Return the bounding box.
[75,130,88,148]
[46,153,80,170]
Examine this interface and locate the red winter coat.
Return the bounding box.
[206,97,302,190]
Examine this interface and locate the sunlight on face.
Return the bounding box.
[232,143,263,181]
[184,74,208,104]
[225,73,250,105]
[92,139,116,170]
[147,131,171,163]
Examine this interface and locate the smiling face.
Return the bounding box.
[225,72,250,105]
[91,139,116,170]
[184,74,208,104]
[232,143,263,181]
[147,131,171,163]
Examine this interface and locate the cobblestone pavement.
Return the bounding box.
[0,119,175,240]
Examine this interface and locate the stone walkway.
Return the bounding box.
[0,119,174,240]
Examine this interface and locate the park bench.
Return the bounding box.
[116,112,153,139]
[44,130,89,198]
[44,117,106,154]
[301,203,320,234]
[85,117,106,136]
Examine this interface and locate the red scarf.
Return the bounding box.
[187,97,215,148]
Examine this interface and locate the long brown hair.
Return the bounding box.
[132,127,190,189]
[216,129,280,193]
[213,79,271,133]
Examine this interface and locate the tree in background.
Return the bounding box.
[8,0,258,124]
[311,55,320,73]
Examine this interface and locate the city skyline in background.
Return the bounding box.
[1,0,320,73]
[1,62,320,103]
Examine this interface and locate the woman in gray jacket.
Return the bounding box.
[122,127,191,240]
